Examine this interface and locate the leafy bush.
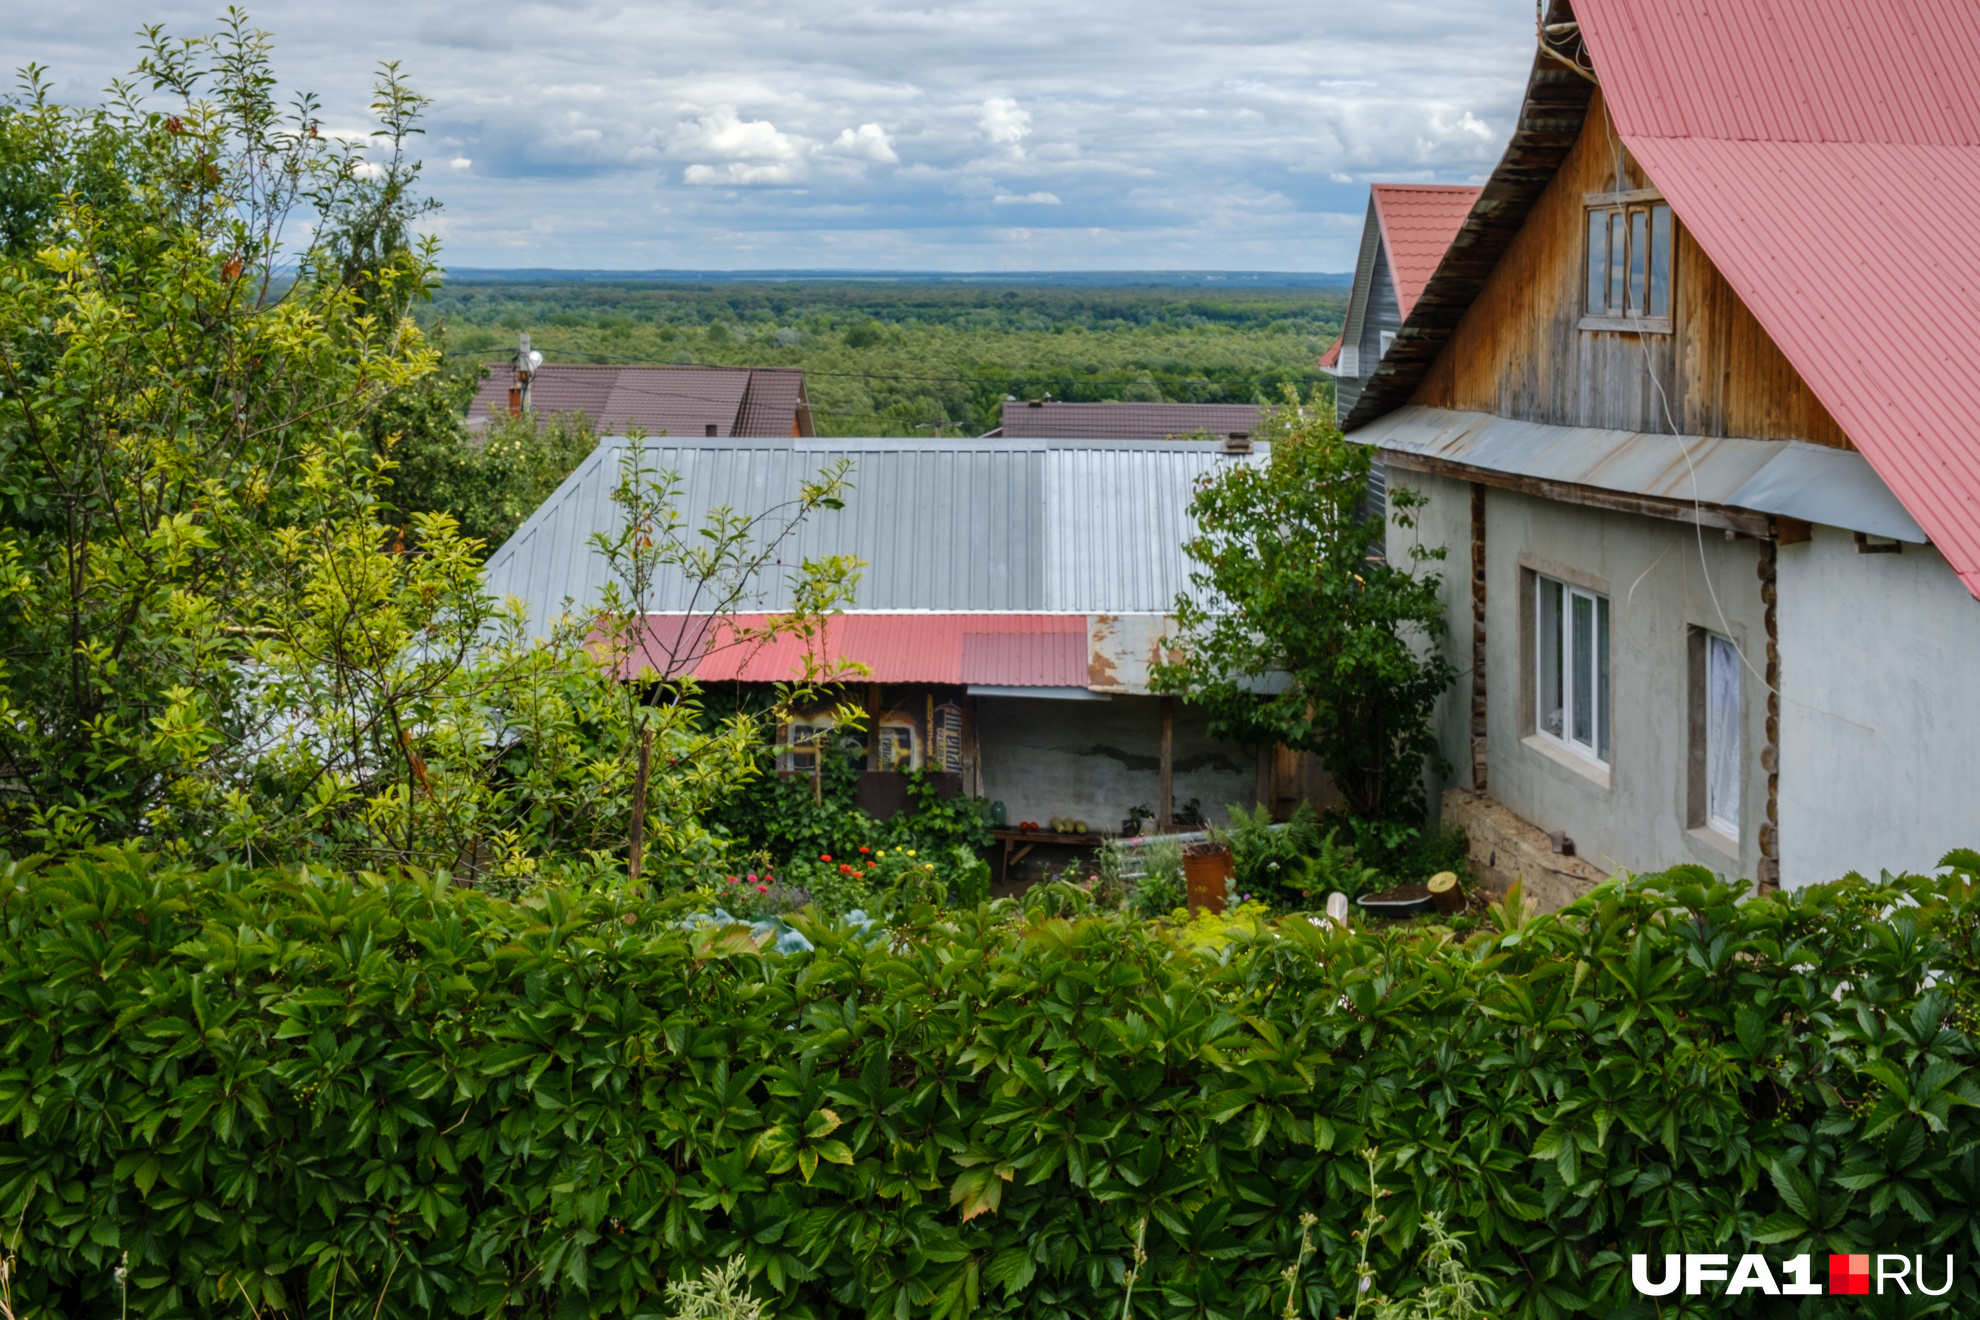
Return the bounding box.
[711,751,994,910]
[1216,803,1323,904]
[1131,834,1187,916]
[9,847,1980,1319]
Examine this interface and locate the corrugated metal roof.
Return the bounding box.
[651,613,1086,685]
[467,364,807,438]
[483,436,1259,627]
[1370,185,1484,319]
[1358,405,1926,542]
[1570,0,1980,591]
[999,401,1263,440]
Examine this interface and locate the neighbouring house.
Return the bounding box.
[986,400,1265,443]
[481,434,1330,876]
[1319,183,1482,420]
[467,339,813,438]
[1337,0,1980,903]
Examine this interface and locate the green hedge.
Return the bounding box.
[4,849,1980,1318]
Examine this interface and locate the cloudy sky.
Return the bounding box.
[17,1,1534,271]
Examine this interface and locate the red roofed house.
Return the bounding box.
[1322,185,1482,417]
[1340,0,1980,900]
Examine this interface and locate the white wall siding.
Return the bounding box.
[1777,525,1980,885]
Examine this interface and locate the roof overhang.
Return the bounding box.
[1354,406,1926,543]
[1341,41,1595,431]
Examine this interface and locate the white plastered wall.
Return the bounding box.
[1776,524,1980,885]
[1391,473,1771,881]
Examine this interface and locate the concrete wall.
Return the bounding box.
[1777,525,1980,884]
[1388,471,1476,818]
[975,694,1255,832]
[1393,474,1771,881]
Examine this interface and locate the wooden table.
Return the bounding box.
[991,828,1105,883]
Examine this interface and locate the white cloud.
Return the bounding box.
[685,161,809,186]
[993,190,1061,205]
[978,98,1032,153]
[674,108,807,163]
[449,156,473,172]
[823,123,899,163]
[674,108,811,186]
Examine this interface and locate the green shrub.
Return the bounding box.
[1217,802,1323,904]
[1132,834,1186,916]
[6,847,1980,1319]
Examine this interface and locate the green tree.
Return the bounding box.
[1152,391,1455,821]
[0,23,437,850]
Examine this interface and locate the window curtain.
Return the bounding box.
[1705,635,1741,835]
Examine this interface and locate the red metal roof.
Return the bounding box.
[1317,334,1342,368]
[630,613,1089,685]
[1370,185,1484,319]
[1575,0,1980,593]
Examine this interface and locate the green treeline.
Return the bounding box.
[420,282,1345,436]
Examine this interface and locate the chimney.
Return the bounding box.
[704,423,718,437]
[515,331,542,414]
[1221,432,1253,454]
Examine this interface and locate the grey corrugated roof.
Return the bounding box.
[1000,400,1264,440]
[483,436,1259,626]
[1353,405,1926,542]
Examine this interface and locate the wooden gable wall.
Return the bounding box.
[1410,90,1850,449]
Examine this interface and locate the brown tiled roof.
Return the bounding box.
[999,400,1264,440]
[468,364,807,438]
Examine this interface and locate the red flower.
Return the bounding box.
[726,875,739,884]
[820,854,832,862]
[756,884,769,893]
[858,846,870,854]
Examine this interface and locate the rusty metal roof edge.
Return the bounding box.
[1352,406,1926,541]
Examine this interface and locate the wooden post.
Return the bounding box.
[865,683,883,771]
[1158,696,1174,831]
[628,724,654,883]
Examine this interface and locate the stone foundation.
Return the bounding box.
[1442,789,1612,913]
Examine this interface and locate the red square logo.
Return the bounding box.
[1829,1254,1870,1295]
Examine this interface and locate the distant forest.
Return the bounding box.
[416,280,1346,437]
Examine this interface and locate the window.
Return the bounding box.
[1378,330,1396,359]
[1688,630,1742,841]
[876,722,920,771]
[778,718,837,773]
[1536,575,1611,763]
[1585,200,1673,326]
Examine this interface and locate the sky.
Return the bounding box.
[15,1,1535,272]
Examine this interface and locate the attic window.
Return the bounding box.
[1583,197,1673,332]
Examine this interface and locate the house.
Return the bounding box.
[1320,184,1481,418]
[480,434,1323,864]
[1337,0,1980,901]
[987,400,1264,443]
[466,338,813,438]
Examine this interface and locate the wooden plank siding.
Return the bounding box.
[1409,90,1852,450]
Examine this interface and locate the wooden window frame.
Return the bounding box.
[1582,190,1675,334]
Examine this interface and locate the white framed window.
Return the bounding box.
[1536,575,1611,764]
[1688,629,1742,840]
[1379,330,1396,359]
